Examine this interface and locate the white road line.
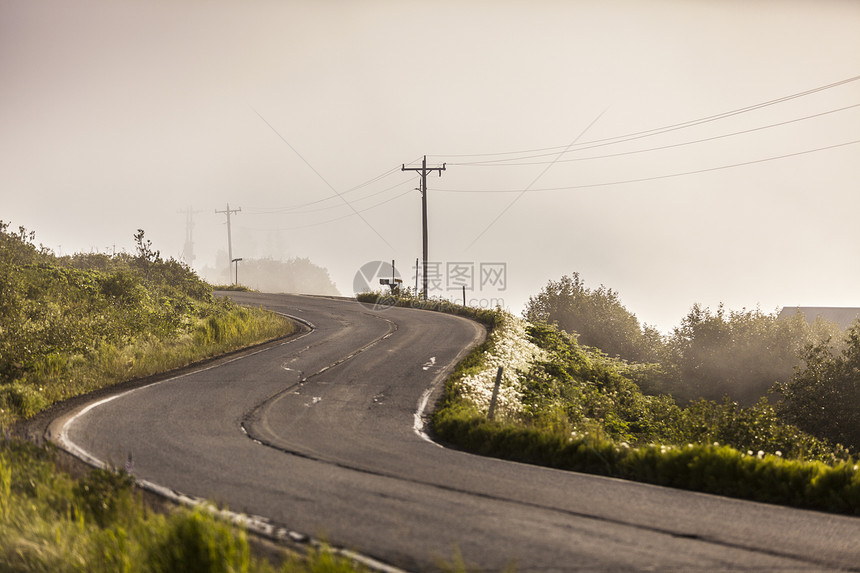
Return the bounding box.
[52,305,407,573]
[413,387,444,448]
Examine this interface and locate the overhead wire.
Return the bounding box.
[429,73,860,162]
[246,75,860,234]
[251,107,395,248]
[466,108,609,249]
[436,139,860,194]
[284,178,414,216]
[450,103,860,167]
[244,164,409,214]
[238,187,417,232]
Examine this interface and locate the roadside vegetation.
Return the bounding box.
[0,438,364,572]
[4,218,857,569]
[0,222,370,572]
[356,288,501,329]
[362,276,860,515]
[0,223,292,428]
[523,273,858,452]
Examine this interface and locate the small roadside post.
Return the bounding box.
[232,257,243,285]
[487,366,503,420]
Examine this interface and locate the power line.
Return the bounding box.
[436,139,860,194]
[271,179,414,216]
[252,107,394,249]
[466,108,608,249]
[238,187,416,232]
[430,73,860,161]
[450,103,860,167]
[245,176,414,217]
[243,165,410,214]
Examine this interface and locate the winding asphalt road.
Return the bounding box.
[51,293,859,571]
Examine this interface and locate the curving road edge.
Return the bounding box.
[45,293,860,572]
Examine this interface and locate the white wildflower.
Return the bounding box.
[457,312,547,417]
[775,451,782,457]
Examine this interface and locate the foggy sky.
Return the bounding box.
[2,0,859,332]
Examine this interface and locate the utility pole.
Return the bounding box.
[178,206,204,266]
[215,203,241,279]
[402,156,445,300]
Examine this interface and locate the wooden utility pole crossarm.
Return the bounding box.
[402,156,446,300]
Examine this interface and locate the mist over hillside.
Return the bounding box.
[202,256,339,295]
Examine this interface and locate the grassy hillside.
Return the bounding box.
[0,223,292,428]
[0,223,370,571]
[423,304,859,515]
[0,438,363,572]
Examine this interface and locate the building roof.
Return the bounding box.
[778,306,860,330]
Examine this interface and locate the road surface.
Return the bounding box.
[52,293,860,571]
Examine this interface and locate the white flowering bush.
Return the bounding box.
[431,309,860,514]
[453,312,547,419]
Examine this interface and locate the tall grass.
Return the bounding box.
[0,223,365,571]
[0,439,367,572]
[434,402,860,514]
[424,306,860,515]
[0,306,292,429]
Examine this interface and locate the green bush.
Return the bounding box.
[776,325,860,452]
[356,291,502,329]
[0,223,293,427]
[0,383,48,419]
[73,468,137,529]
[0,438,366,572]
[145,508,251,573]
[433,404,860,515]
[431,313,858,515]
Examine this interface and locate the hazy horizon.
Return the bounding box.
[3,0,859,332]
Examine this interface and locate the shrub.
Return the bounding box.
[431,312,858,514]
[144,508,251,573]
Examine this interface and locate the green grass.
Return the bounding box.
[0,223,295,429]
[0,439,366,572]
[355,291,502,328]
[0,223,366,571]
[211,285,256,292]
[0,305,293,429]
[424,308,860,515]
[433,400,860,515]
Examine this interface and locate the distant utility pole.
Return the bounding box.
[178,206,204,266]
[402,156,445,300]
[215,203,241,278]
